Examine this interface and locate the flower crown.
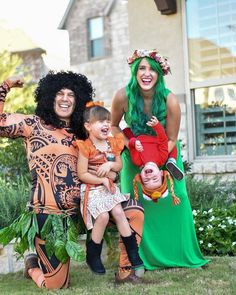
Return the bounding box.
[127,49,171,76]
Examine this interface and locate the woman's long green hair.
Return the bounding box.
[125,57,169,136]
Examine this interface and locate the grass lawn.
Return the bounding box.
[0,256,235,295]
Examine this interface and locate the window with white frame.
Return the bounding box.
[88,17,105,59]
[186,0,236,156]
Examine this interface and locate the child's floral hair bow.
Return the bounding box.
[86,100,104,108]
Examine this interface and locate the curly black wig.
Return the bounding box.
[34,70,94,139]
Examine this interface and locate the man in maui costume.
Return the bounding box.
[0,72,144,289]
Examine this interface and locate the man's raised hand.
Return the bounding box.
[6,77,24,88]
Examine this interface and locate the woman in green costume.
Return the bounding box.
[111,49,209,269]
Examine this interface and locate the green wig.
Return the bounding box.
[124,57,169,136]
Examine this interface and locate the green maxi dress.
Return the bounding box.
[120,121,209,270]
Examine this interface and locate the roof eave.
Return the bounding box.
[11,47,46,55]
[58,0,75,29]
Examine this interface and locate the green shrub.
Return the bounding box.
[0,106,34,182]
[0,138,30,182]
[186,175,236,210]
[0,176,30,228]
[193,204,236,256]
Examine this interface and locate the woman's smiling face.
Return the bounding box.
[136,58,158,91]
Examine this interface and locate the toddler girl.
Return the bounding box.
[75,103,143,275]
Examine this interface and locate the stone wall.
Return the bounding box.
[64,0,130,105]
[0,243,26,274]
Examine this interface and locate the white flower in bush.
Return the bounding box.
[226,217,234,224]
[192,204,235,256]
[192,209,197,216]
[219,224,226,229]
[209,216,215,222]
[226,217,236,225]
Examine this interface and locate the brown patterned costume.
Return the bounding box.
[0,82,80,288]
[0,82,144,287]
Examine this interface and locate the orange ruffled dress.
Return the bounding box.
[76,133,129,230]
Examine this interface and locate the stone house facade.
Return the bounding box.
[11,48,47,83]
[59,0,130,106]
[59,0,236,180]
